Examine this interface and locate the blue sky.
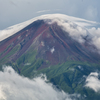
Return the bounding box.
[0,0,100,29]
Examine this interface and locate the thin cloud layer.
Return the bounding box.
[0,66,80,100]
[85,72,100,92]
[36,10,50,13]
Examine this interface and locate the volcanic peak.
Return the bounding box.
[0,19,100,68]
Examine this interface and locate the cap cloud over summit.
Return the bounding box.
[0,14,100,53]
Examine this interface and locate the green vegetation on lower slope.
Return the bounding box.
[0,48,100,100]
[0,44,21,70]
[37,61,100,100]
[6,49,45,77]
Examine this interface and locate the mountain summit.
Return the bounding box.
[0,17,100,68]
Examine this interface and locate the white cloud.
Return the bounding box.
[0,21,32,42]
[88,28,100,49]
[0,16,40,42]
[85,72,100,92]
[0,66,80,100]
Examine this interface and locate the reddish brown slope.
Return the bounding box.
[0,20,100,67]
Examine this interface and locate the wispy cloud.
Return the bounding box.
[36,10,50,13]
[36,9,61,13]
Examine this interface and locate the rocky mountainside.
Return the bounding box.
[0,19,100,66]
[0,15,100,100]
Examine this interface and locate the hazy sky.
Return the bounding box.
[0,0,100,29]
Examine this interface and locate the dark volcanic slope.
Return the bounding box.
[0,20,100,68]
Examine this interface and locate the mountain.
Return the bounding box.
[0,14,100,100]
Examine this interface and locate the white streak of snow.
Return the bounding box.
[50,47,55,53]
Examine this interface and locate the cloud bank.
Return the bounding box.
[0,66,80,100]
[85,72,100,92]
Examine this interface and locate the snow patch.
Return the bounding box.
[24,63,31,66]
[50,47,55,53]
[41,41,45,46]
[78,66,83,70]
[69,68,75,71]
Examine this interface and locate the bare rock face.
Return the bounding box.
[0,19,100,69]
